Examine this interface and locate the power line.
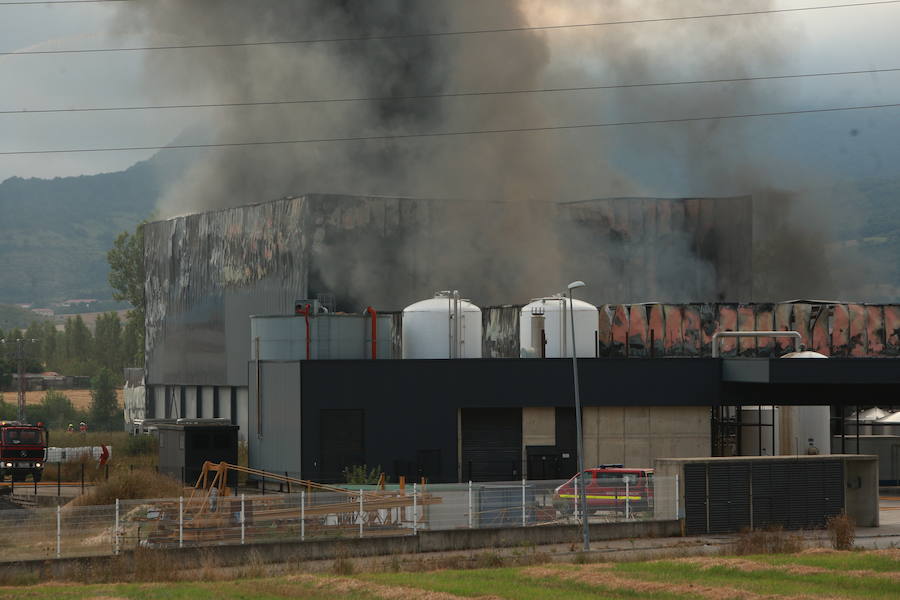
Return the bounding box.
[3,65,900,115]
[0,0,126,4]
[1,100,898,156]
[2,1,898,56]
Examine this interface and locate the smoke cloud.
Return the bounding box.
[116,0,875,304]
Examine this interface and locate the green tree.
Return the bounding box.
[40,390,77,430]
[108,225,145,366]
[94,312,123,376]
[88,368,120,431]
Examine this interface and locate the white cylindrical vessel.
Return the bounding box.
[519,296,598,358]
[402,292,482,359]
[778,350,830,454]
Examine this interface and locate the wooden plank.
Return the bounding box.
[737,305,756,356]
[866,305,885,356]
[610,305,629,357]
[663,305,684,356]
[628,304,649,357]
[755,304,775,357]
[885,305,900,356]
[848,303,867,357]
[597,305,613,357]
[649,304,666,357]
[716,304,738,357]
[682,304,702,356]
[831,304,850,357]
[810,306,831,356]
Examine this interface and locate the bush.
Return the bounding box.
[67,469,184,506]
[342,464,382,485]
[827,512,856,550]
[123,434,157,457]
[732,527,803,555]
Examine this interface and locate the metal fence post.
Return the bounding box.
[521,478,526,527]
[114,498,120,555]
[358,491,364,539]
[57,462,60,497]
[56,504,61,558]
[467,481,473,529]
[573,478,579,519]
[625,479,630,520]
[674,474,680,520]
[178,496,184,549]
[240,494,246,545]
[412,483,418,535]
[300,491,305,541]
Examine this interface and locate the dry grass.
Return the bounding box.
[731,527,804,556]
[827,512,856,551]
[66,469,185,506]
[24,389,123,410]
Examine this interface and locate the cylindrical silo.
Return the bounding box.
[519,296,598,358]
[402,291,482,359]
[778,350,830,454]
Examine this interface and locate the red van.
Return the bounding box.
[553,465,653,514]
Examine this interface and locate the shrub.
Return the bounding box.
[67,469,184,506]
[732,527,803,555]
[123,434,157,457]
[342,464,382,485]
[827,512,856,550]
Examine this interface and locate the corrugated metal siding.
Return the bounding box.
[146,195,756,386]
[248,361,302,475]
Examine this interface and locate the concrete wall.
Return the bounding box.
[832,435,900,484]
[584,406,710,468]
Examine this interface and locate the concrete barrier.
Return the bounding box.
[1,519,680,577]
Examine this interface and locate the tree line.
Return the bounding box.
[0,313,141,386]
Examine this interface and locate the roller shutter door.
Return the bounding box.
[462,408,522,482]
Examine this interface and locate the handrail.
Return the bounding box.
[711,330,801,358]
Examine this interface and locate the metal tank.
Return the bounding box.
[844,407,890,435]
[740,406,779,456]
[778,350,830,454]
[402,291,483,359]
[873,410,900,436]
[519,296,598,358]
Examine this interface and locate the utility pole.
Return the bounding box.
[16,339,26,422]
[1,338,37,422]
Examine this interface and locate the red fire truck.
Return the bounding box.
[0,421,47,482]
[553,465,654,515]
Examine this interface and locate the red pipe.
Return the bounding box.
[303,303,311,360]
[366,306,378,359]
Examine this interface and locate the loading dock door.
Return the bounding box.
[319,409,364,483]
[462,408,522,482]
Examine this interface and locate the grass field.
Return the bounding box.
[1,549,897,599]
[20,388,124,410]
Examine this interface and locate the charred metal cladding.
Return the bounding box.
[144,194,752,387]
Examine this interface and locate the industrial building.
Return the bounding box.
[139,194,900,484]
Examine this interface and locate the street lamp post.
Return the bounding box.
[566,280,590,552]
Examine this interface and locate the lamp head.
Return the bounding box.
[567,280,586,291]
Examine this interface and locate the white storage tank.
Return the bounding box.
[402,291,482,359]
[519,295,598,358]
[778,349,830,455]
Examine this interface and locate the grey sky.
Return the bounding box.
[1,0,899,192]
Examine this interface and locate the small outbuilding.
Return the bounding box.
[654,454,879,533]
[157,419,239,486]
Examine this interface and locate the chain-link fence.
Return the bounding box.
[0,476,678,560]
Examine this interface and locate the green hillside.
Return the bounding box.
[0,153,177,305]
